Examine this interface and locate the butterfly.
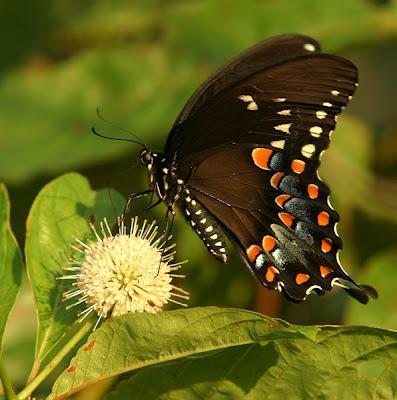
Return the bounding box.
[126,34,377,304]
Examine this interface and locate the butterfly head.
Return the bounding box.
[139,148,154,167]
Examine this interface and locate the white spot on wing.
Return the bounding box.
[316,110,327,120]
[247,101,258,111]
[335,251,349,275]
[323,102,333,107]
[274,123,292,134]
[271,139,286,150]
[331,90,340,96]
[301,144,316,158]
[238,95,254,102]
[306,285,322,295]
[210,234,218,240]
[309,126,322,137]
[205,226,213,233]
[273,97,286,103]
[277,109,291,116]
[327,195,335,210]
[304,43,316,52]
[255,253,266,269]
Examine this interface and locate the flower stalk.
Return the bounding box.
[16,320,93,400]
[0,355,18,400]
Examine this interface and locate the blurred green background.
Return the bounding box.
[1,0,397,390]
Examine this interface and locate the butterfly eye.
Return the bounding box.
[139,149,153,165]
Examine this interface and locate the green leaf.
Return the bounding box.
[106,322,397,400]
[25,173,125,366]
[0,184,23,349]
[345,252,397,330]
[49,307,397,400]
[48,307,286,399]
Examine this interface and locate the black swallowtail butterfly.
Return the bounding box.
[128,34,378,304]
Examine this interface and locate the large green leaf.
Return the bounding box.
[49,307,397,400]
[25,173,125,366]
[345,252,397,330]
[48,308,286,399]
[0,184,23,349]
[106,327,397,400]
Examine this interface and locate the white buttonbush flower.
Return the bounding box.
[60,218,188,329]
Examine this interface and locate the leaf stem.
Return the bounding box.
[0,355,18,400]
[17,321,93,400]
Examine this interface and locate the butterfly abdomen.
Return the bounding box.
[180,189,228,262]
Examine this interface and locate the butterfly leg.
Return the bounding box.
[121,189,153,223]
[156,207,176,276]
[143,197,162,213]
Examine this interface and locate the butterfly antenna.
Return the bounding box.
[96,108,147,147]
[91,127,145,148]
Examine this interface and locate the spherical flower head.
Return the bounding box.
[60,218,188,328]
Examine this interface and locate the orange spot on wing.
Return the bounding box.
[67,366,76,373]
[296,273,310,285]
[265,266,278,282]
[246,245,262,263]
[252,148,273,170]
[318,211,330,226]
[320,265,332,278]
[307,184,319,199]
[275,194,291,208]
[278,212,294,228]
[84,341,95,352]
[291,159,305,174]
[270,172,285,189]
[262,235,276,252]
[321,238,332,253]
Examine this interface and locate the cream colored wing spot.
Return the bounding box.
[301,144,316,158]
[274,123,292,134]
